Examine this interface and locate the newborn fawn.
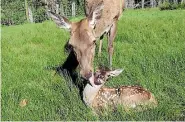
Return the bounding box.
[83,68,157,111]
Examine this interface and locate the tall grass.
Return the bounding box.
[1,9,185,120]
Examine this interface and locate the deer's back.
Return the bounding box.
[92,86,157,109]
[92,87,119,109]
[118,86,157,107]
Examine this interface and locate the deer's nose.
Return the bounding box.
[84,71,92,80]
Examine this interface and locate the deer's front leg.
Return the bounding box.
[98,39,103,57]
[98,35,104,57]
[108,21,117,69]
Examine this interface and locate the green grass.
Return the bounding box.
[2,9,185,121]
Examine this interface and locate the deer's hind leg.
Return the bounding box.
[108,21,117,69]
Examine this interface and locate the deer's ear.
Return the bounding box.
[109,69,123,77]
[88,1,104,28]
[48,11,71,30]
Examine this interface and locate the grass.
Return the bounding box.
[1,9,185,121]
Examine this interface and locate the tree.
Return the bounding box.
[142,0,145,8]
[72,0,76,16]
[182,0,184,4]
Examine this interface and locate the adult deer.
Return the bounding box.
[83,68,157,112]
[49,0,124,84]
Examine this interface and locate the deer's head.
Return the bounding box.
[93,68,123,86]
[49,2,104,83]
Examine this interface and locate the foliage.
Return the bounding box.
[159,2,171,10]
[2,9,185,120]
[76,0,85,16]
[179,2,185,9]
[59,0,85,17]
[1,0,26,25]
[1,0,85,25]
[29,0,49,23]
[32,6,49,23]
[159,2,185,10]
[170,3,178,10]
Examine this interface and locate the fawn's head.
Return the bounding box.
[48,2,104,83]
[93,68,123,86]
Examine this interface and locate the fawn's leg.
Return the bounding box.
[108,21,117,69]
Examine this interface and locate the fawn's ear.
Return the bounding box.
[48,11,71,30]
[88,1,104,29]
[109,69,123,77]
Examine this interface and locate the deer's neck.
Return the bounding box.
[83,84,102,107]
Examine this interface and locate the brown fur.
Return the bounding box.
[92,86,157,110]
[85,0,124,37]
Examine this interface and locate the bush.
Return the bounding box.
[159,2,171,10]
[179,2,185,9]
[1,0,26,25]
[1,0,85,26]
[33,7,49,23]
[159,2,185,10]
[171,3,178,10]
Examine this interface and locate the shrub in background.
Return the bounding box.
[170,3,178,10]
[159,1,185,10]
[179,2,185,9]
[1,0,26,25]
[1,0,85,26]
[159,2,171,10]
[32,7,49,23]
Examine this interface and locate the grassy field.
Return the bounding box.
[1,9,185,121]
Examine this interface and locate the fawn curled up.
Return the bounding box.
[83,68,157,112]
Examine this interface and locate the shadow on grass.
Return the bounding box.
[45,42,87,101]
